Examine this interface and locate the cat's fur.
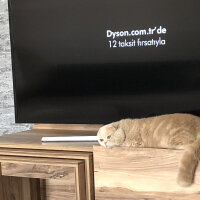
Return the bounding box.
[97,113,200,187]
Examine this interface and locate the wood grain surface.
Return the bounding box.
[0,155,86,200]
[0,129,98,152]
[96,187,200,200]
[0,155,83,167]
[76,163,86,200]
[27,178,41,200]
[40,179,76,200]
[0,148,94,200]
[0,165,4,200]
[0,128,97,200]
[0,148,93,159]
[94,146,200,200]
[1,162,75,181]
[0,176,40,200]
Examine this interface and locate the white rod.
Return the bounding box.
[41,136,98,142]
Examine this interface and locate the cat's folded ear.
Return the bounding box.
[111,121,119,129]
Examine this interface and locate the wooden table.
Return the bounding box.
[0,125,99,200]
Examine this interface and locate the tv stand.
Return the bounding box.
[0,124,100,200]
[1,124,200,200]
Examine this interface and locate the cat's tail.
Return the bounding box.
[177,137,200,187]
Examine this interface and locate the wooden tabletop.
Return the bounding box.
[0,129,99,152]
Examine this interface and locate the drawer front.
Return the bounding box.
[1,162,75,181]
[0,156,86,200]
[0,148,94,200]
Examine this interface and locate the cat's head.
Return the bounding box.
[97,122,125,148]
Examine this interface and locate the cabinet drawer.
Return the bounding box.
[1,161,75,181]
[0,148,94,200]
[0,156,86,200]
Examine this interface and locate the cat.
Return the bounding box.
[97,113,200,187]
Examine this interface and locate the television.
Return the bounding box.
[8,0,200,124]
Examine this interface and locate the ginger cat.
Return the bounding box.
[97,113,200,187]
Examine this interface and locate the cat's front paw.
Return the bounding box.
[177,173,193,187]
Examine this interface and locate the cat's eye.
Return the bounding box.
[100,139,104,142]
[107,135,111,139]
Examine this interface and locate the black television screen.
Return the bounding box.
[9,0,200,124]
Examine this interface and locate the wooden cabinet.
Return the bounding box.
[0,127,98,200]
[2,125,200,200]
[0,155,85,200]
[93,146,200,200]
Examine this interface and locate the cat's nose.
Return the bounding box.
[104,141,107,145]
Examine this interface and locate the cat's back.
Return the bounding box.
[150,113,199,123]
[121,113,200,130]
[138,113,200,147]
[145,113,200,133]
